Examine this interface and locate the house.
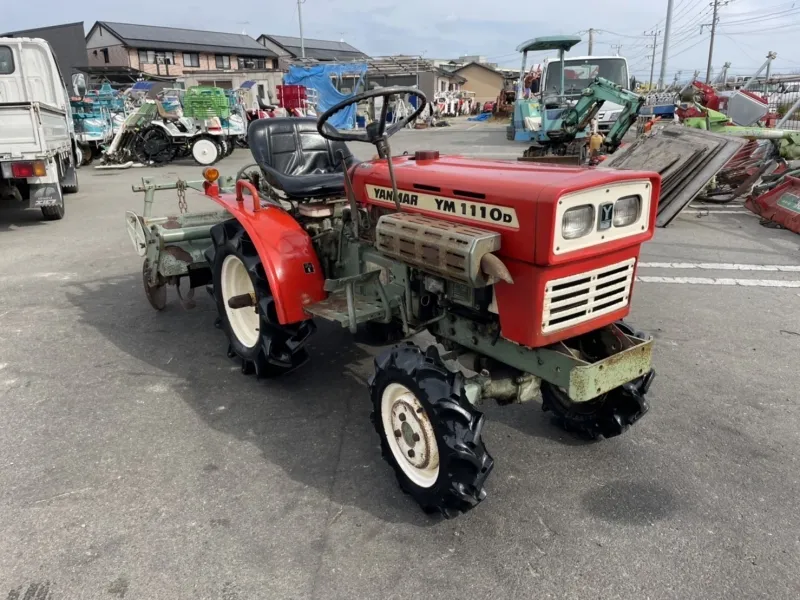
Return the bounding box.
[2,21,88,82]
[85,21,282,100]
[257,34,367,68]
[453,62,506,104]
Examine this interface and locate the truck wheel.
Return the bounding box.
[79,143,93,166]
[41,203,65,220]
[369,343,494,518]
[205,219,315,377]
[541,320,654,439]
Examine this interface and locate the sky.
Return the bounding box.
[5,0,800,83]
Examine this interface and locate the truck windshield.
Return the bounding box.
[543,58,628,95]
[0,47,14,74]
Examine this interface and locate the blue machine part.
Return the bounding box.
[131,81,155,91]
[284,63,368,129]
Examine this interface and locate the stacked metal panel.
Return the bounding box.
[603,125,747,226]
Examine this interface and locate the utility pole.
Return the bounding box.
[702,0,729,83]
[658,0,675,89]
[645,29,660,90]
[588,28,594,55]
[765,52,773,82]
[297,0,307,59]
[610,43,623,56]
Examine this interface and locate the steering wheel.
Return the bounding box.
[316,86,427,144]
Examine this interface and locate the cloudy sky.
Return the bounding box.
[5,0,800,82]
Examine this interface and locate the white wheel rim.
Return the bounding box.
[381,383,440,488]
[220,254,260,348]
[192,139,218,165]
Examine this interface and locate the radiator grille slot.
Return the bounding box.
[542,258,635,333]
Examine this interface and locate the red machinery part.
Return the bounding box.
[352,154,660,347]
[206,189,326,325]
[745,176,800,234]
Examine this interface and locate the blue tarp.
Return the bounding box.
[467,112,491,122]
[284,63,368,129]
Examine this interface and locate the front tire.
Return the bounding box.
[541,321,654,439]
[369,343,494,518]
[205,219,315,377]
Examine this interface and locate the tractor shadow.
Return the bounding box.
[64,272,438,526]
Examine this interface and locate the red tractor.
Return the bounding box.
[128,87,658,518]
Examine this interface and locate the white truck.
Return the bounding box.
[541,55,631,133]
[0,37,79,221]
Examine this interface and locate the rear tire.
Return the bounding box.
[369,343,494,518]
[205,218,315,377]
[41,203,65,220]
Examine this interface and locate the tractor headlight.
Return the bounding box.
[613,195,641,227]
[562,204,595,239]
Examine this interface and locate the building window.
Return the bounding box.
[183,53,200,68]
[215,55,231,69]
[237,57,266,70]
[137,50,174,65]
[101,48,109,64]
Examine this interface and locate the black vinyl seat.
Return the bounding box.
[248,117,359,200]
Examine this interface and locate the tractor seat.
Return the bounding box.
[248,117,359,200]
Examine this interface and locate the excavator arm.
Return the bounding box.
[560,76,646,152]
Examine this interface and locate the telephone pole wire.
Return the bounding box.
[658,0,675,88]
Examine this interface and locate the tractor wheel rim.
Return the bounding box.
[193,139,218,165]
[381,383,439,488]
[220,254,260,348]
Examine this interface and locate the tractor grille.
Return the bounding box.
[542,258,635,333]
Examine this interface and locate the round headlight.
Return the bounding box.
[613,195,641,227]
[562,204,595,239]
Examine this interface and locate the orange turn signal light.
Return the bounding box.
[203,167,220,182]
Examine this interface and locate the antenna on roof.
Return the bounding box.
[237,20,250,35]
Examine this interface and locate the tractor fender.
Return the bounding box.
[211,181,326,324]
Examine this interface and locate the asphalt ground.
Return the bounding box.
[1,120,799,600]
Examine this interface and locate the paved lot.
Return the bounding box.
[1,122,799,600]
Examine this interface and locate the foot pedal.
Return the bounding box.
[304,292,385,329]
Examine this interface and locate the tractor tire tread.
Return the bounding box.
[369,343,493,519]
[206,218,316,378]
[541,319,653,440]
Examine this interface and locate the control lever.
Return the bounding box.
[337,149,360,237]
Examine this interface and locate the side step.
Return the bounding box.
[304,270,392,332]
[304,292,385,329]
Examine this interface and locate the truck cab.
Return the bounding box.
[541,55,631,132]
[0,37,78,220]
